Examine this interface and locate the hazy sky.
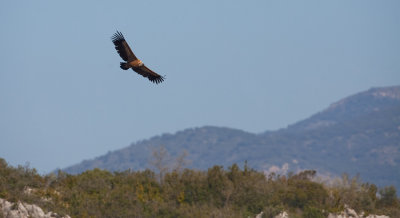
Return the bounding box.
[1,1,399,173]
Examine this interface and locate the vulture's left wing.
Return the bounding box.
[133,65,165,84]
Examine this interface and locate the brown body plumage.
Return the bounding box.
[112,31,164,84]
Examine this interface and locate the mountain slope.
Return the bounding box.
[62,85,400,190]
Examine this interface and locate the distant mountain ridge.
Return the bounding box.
[62,85,400,190]
[288,86,400,131]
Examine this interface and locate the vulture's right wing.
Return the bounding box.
[111,31,138,62]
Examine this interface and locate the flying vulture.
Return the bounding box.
[112,31,164,84]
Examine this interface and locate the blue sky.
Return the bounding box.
[1,1,399,173]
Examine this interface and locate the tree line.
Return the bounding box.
[0,158,399,217]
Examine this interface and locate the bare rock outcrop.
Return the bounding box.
[274,211,289,218]
[327,205,389,218]
[0,198,70,218]
[259,208,389,218]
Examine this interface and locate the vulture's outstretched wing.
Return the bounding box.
[111,31,137,62]
[133,65,165,84]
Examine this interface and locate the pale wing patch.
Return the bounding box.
[129,59,143,67]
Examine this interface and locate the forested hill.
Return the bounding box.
[62,85,400,190]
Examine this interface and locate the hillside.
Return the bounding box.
[62,85,400,190]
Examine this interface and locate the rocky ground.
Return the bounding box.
[0,198,70,218]
[327,205,389,218]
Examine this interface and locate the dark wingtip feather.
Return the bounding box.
[155,76,165,84]
[149,75,165,84]
[111,31,125,43]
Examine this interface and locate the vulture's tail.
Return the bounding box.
[120,62,130,70]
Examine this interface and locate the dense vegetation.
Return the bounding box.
[1,158,399,217]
